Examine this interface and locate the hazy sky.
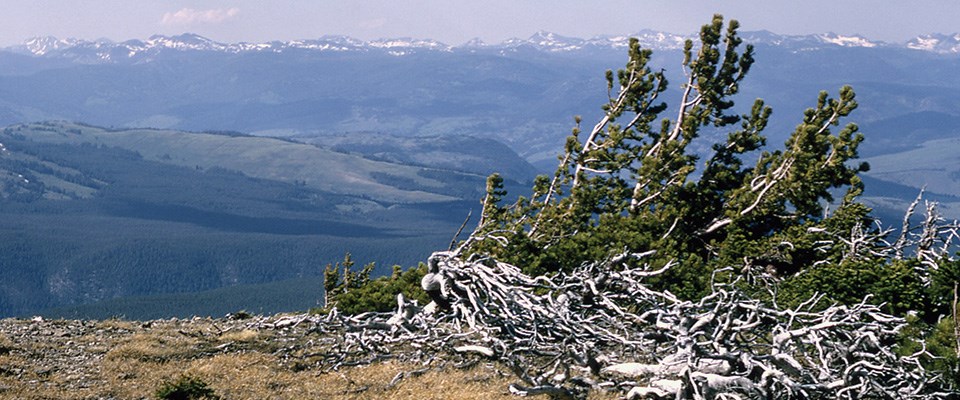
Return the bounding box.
[0,1,957,46]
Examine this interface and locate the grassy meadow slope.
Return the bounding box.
[0,122,514,318]
[857,112,960,221]
[865,136,960,198]
[6,122,461,203]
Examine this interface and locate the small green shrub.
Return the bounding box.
[227,310,253,320]
[778,258,926,316]
[317,253,429,315]
[898,314,959,389]
[155,375,220,400]
[927,317,960,387]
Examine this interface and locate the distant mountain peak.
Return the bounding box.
[815,32,879,48]
[524,31,584,51]
[529,30,572,42]
[145,33,226,51]
[622,30,691,50]
[367,37,451,54]
[24,36,82,56]
[906,33,960,53]
[461,37,487,47]
[13,28,960,62]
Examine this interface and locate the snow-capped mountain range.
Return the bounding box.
[11,29,960,63]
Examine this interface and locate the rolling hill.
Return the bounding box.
[0,122,531,318]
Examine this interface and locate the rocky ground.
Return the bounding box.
[0,314,599,400]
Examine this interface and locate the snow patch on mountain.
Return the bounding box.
[24,36,84,56]
[368,38,449,50]
[527,31,584,52]
[12,29,960,63]
[147,33,226,51]
[627,30,691,50]
[816,33,878,48]
[906,33,960,53]
[367,38,451,55]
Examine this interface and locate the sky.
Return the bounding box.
[0,1,958,47]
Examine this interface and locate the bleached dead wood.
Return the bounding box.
[253,197,960,399]
[254,243,954,399]
[454,345,496,358]
[509,383,576,399]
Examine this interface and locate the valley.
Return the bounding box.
[0,122,531,317]
[1,29,960,318]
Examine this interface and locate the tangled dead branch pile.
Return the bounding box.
[268,185,960,399]
[271,239,955,399]
[424,252,954,399]
[285,15,959,397]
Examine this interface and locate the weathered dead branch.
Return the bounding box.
[256,192,960,398]
[263,237,955,398]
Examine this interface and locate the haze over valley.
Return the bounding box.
[3,27,960,318]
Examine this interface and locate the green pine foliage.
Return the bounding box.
[931,259,960,316]
[927,317,960,387]
[777,258,927,315]
[898,313,960,387]
[468,15,871,301]
[329,15,959,376]
[318,253,429,314]
[464,14,959,367]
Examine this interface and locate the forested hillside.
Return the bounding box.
[0,122,532,317]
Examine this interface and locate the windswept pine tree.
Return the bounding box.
[322,15,959,397]
[469,15,873,300]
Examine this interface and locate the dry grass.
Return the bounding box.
[219,328,260,343]
[98,318,139,331]
[188,355,522,400]
[63,350,525,399]
[106,331,204,362]
[0,317,622,399]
